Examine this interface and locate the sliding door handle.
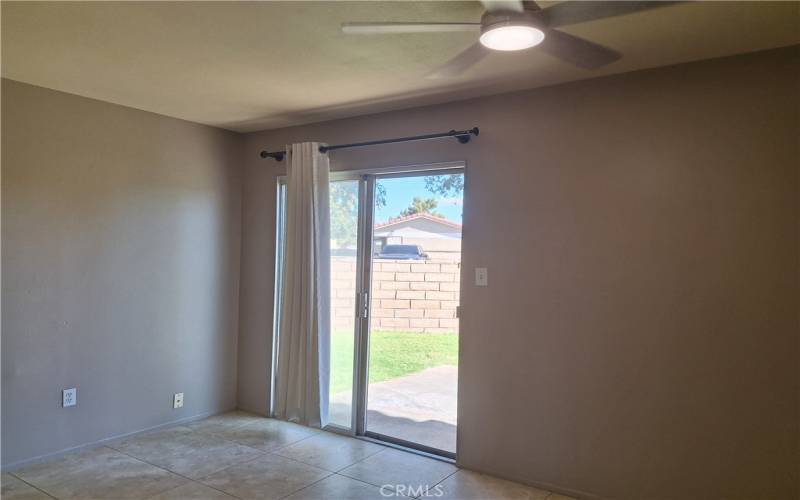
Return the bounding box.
[356,292,370,319]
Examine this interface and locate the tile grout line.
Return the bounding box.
[332,447,389,474]
[103,425,269,479]
[184,428,336,500]
[186,429,334,500]
[432,467,460,487]
[109,418,323,499]
[271,437,388,473]
[275,471,337,500]
[167,426,325,495]
[418,467,461,499]
[331,448,428,499]
[8,415,465,500]
[266,439,395,498]
[189,415,398,476]
[332,448,458,499]
[330,447,386,473]
[7,472,60,500]
[187,419,322,455]
[268,445,376,474]
[3,415,314,500]
[331,470,416,499]
[106,445,253,500]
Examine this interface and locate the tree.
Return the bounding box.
[331,175,459,246]
[330,182,387,248]
[400,197,442,218]
[330,182,359,248]
[425,174,463,197]
[376,183,387,208]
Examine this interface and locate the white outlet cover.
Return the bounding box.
[475,267,488,287]
[62,388,77,408]
[173,392,184,409]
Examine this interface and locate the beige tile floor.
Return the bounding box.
[1,411,576,500]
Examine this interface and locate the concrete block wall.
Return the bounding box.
[331,257,460,333]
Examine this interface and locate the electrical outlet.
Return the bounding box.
[62,388,77,408]
[475,267,488,287]
[173,392,184,409]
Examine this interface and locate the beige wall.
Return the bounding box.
[2,47,796,498]
[239,47,799,499]
[1,79,243,467]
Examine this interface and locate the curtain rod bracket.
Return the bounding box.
[259,127,479,161]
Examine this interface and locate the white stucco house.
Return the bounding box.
[373,213,462,261]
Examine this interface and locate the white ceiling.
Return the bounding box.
[2,1,798,132]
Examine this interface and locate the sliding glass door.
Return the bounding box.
[362,172,463,456]
[327,179,362,429]
[274,164,464,458]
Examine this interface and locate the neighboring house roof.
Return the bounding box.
[374,226,460,240]
[374,213,462,231]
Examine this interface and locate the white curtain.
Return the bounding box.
[273,142,331,428]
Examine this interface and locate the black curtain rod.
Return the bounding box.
[259,127,479,161]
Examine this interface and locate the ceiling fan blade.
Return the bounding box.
[479,0,524,13]
[538,29,621,69]
[341,22,480,34]
[427,42,489,79]
[522,1,541,11]
[537,1,682,28]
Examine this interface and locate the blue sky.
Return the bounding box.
[374,176,463,224]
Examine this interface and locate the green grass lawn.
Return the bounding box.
[330,330,458,394]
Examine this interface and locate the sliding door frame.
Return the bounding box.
[273,162,465,460]
[353,174,375,436]
[270,180,288,417]
[353,163,465,460]
[325,170,368,435]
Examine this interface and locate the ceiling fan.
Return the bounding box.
[341,1,679,78]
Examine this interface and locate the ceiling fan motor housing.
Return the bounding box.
[479,10,546,51]
[480,10,544,34]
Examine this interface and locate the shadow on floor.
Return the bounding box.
[328,403,457,454]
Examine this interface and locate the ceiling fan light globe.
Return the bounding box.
[479,25,545,51]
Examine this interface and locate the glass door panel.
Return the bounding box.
[327,179,361,429]
[364,171,464,456]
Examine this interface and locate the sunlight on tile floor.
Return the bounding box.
[2,411,576,499]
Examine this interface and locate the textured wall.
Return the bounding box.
[1,79,244,468]
[239,47,799,499]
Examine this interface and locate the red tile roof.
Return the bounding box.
[374,212,462,230]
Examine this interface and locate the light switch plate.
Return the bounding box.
[62,388,76,408]
[173,392,184,409]
[475,267,488,287]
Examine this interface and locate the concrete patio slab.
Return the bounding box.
[330,365,457,453]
